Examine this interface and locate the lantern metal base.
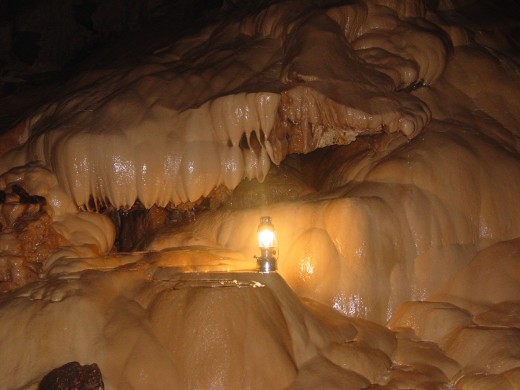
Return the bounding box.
[256,256,277,273]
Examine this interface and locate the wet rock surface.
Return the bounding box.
[0,0,519,388]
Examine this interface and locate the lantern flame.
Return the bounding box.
[256,216,278,272]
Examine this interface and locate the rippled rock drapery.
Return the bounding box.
[0,0,520,388]
[0,0,442,208]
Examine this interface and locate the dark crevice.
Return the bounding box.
[239,132,249,150]
[396,80,425,93]
[104,200,212,252]
[12,184,46,205]
[249,131,262,157]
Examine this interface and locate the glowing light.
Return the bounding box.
[255,216,278,272]
[258,229,276,249]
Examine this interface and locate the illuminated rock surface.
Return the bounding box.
[0,0,520,388]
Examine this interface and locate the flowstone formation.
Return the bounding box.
[0,0,520,388]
